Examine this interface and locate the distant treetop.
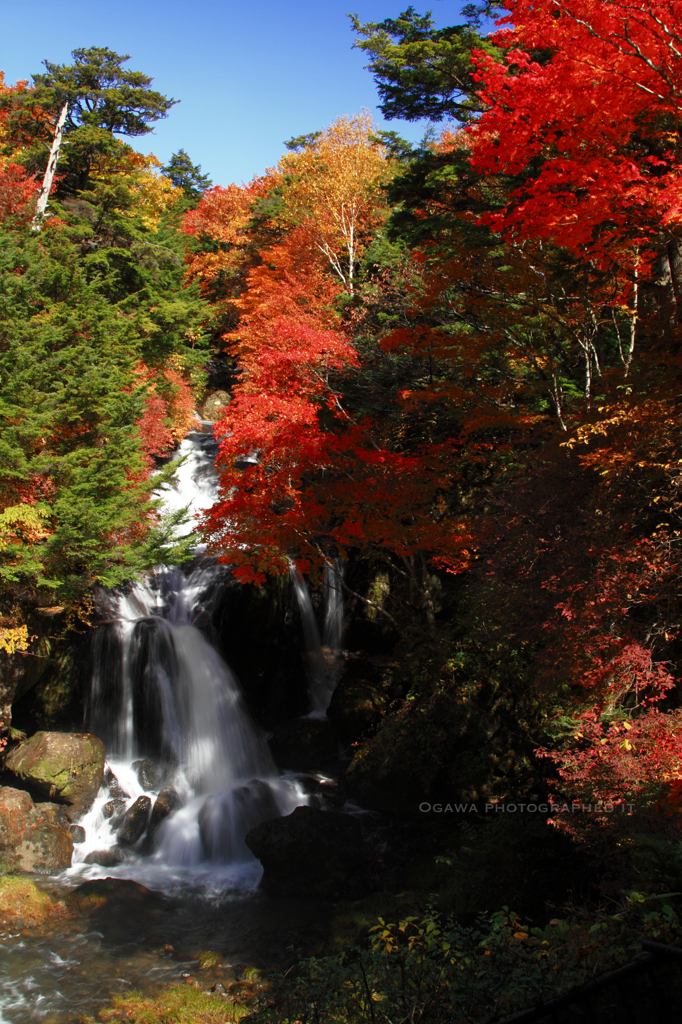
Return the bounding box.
[162,149,212,197]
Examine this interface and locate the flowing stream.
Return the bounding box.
[0,428,346,1023]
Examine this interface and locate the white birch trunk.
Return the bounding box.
[31,102,68,233]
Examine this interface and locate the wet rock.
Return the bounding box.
[117,795,152,845]
[145,787,181,849]
[245,805,370,898]
[296,774,347,809]
[0,786,73,872]
[103,798,126,820]
[132,758,162,791]
[71,878,166,925]
[4,731,105,817]
[83,847,125,867]
[199,780,280,863]
[0,875,68,929]
[103,765,129,800]
[69,824,86,843]
[269,717,339,771]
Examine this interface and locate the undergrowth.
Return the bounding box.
[250,894,682,1024]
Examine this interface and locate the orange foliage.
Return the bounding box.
[182,173,281,295]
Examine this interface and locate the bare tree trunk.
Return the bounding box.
[31,102,68,233]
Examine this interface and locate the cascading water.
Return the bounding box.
[156,428,220,534]
[290,567,328,716]
[323,559,344,651]
[323,558,345,694]
[72,432,308,886]
[291,559,345,716]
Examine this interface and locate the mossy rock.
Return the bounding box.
[72,877,166,916]
[198,951,221,971]
[5,731,105,816]
[0,875,68,929]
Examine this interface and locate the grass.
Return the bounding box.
[85,983,251,1024]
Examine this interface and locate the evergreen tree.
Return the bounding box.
[33,46,176,135]
[162,149,212,199]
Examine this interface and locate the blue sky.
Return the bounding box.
[0,0,474,187]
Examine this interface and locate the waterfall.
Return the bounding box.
[291,560,345,716]
[290,566,329,715]
[73,434,308,882]
[323,558,345,653]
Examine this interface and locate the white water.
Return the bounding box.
[291,560,345,716]
[323,559,345,697]
[154,429,219,540]
[290,567,328,716]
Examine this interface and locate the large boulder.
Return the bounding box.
[4,731,105,818]
[70,878,168,944]
[202,390,231,421]
[245,805,370,898]
[0,786,73,872]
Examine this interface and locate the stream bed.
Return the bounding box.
[0,872,334,1023]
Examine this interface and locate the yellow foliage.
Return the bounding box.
[0,504,50,550]
[281,112,392,292]
[88,143,183,229]
[125,165,183,230]
[0,624,29,655]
